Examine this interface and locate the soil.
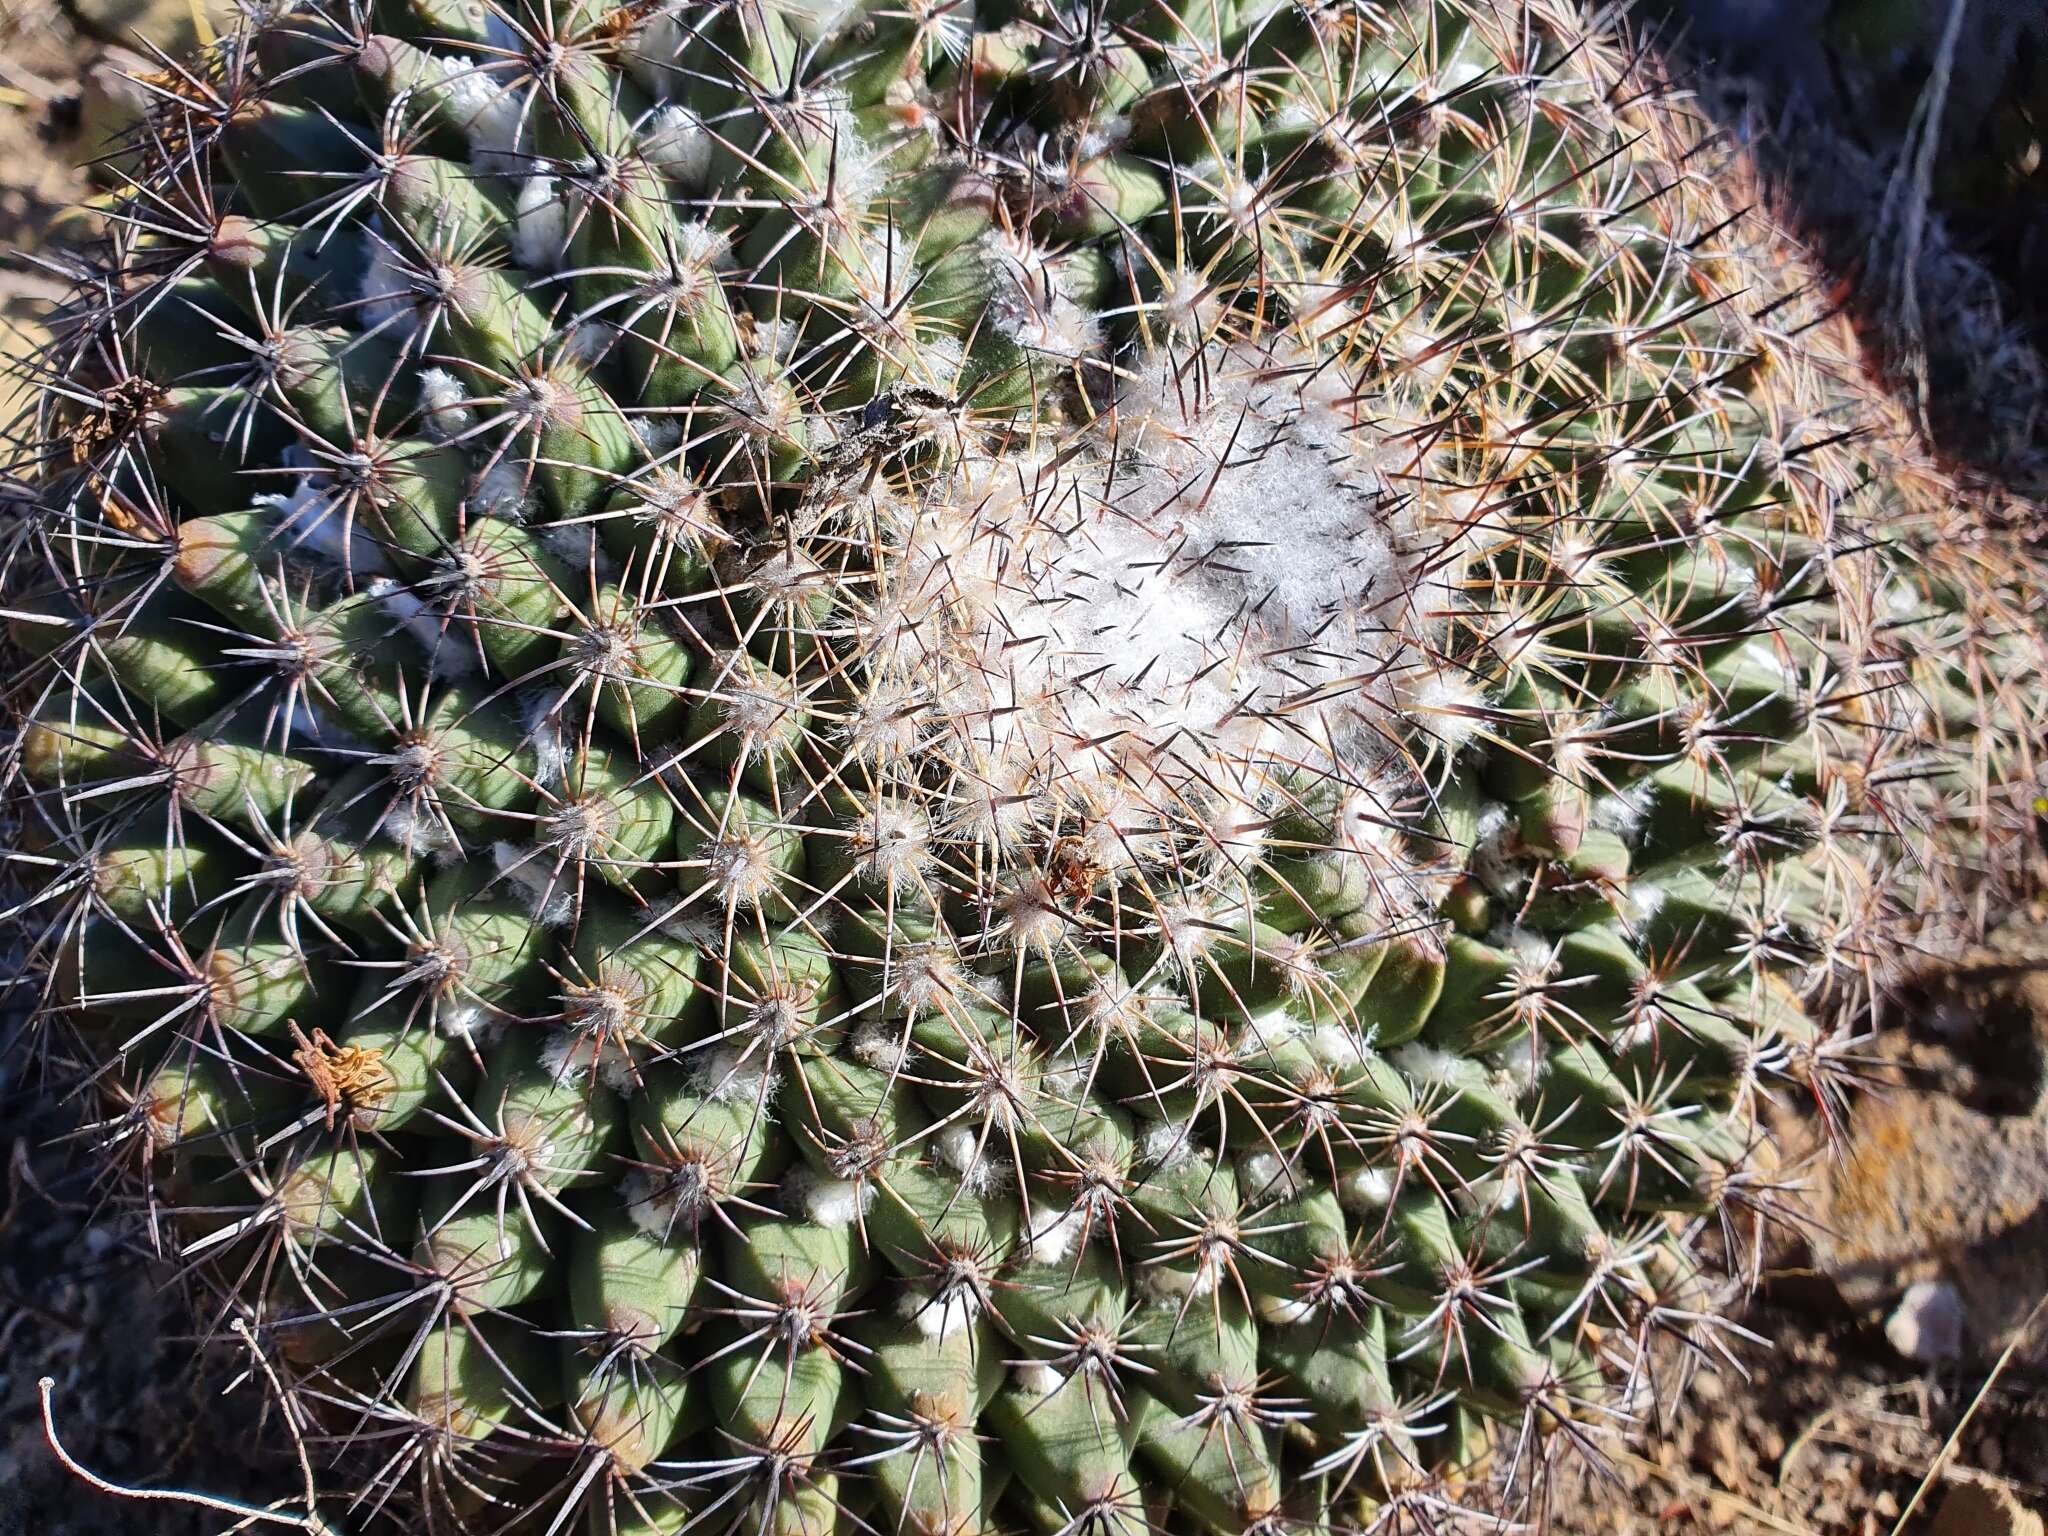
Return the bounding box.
[1551,1309,2048,1534]
[1543,928,2048,1534]
[1,0,2046,1532]
[0,1037,282,1536]
[0,0,95,431]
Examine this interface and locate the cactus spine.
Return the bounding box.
[5,0,2044,1531]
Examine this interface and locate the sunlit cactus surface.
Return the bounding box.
[4,0,2044,1529]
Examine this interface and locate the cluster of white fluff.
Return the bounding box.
[856,339,1460,897]
[791,1166,874,1229]
[511,177,572,272]
[432,50,526,174]
[984,232,1103,360]
[256,470,389,580]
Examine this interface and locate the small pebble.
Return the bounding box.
[1885,1279,1965,1363]
[1708,1420,1740,1465]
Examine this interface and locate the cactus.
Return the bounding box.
[4,0,2044,1530]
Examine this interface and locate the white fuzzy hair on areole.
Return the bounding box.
[541,1030,643,1095]
[435,52,526,172]
[473,459,538,523]
[790,1169,873,1229]
[864,338,1457,902]
[1025,1207,1088,1265]
[490,840,577,927]
[511,177,570,271]
[370,579,481,681]
[639,107,715,187]
[258,477,390,579]
[417,368,475,439]
[355,239,425,339]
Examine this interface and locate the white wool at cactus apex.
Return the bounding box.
[5,0,2044,1531]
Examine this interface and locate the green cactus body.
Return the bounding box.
[8,0,2044,1529]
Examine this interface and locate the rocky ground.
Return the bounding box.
[2,0,2047,1531]
[1548,923,2048,1535]
[0,1033,280,1536]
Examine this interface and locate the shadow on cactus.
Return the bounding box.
[3,0,2044,1530]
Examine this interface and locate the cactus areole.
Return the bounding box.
[6,0,2041,1528]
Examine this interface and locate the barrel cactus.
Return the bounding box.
[4,0,2041,1529]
